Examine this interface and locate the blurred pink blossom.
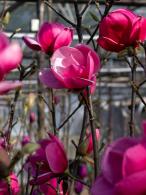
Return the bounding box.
[29,112,36,123]
[97,9,146,52]
[91,124,146,195]
[0,173,20,195]
[23,22,73,55]
[39,44,100,91]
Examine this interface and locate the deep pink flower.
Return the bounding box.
[0,173,20,195]
[21,136,30,146]
[45,133,68,174]
[91,128,146,195]
[25,135,68,188]
[39,44,100,90]
[23,22,73,54]
[78,163,88,178]
[0,32,22,80]
[74,181,83,194]
[97,9,146,52]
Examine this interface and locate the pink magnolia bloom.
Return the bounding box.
[21,135,30,146]
[26,134,68,190]
[23,22,73,55]
[0,32,22,80]
[0,173,20,195]
[39,44,100,90]
[91,126,146,195]
[78,129,100,155]
[97,9,146,52]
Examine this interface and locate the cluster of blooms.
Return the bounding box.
[23,22,101,93]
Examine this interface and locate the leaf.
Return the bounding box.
[22,143,39,154]
[2,12,11,25]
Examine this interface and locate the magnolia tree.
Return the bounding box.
[0,0,146,195]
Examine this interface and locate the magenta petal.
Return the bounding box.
[0,33,9,52]
[0,42,22,74]
[115,170,146,195]
[53,27,73,50]
[122,144,146,177]
[39,68,65,89]
[23,36,42,51]
[0,81,22,95]
[30,172,55,185]
[46,134,68,174]
[139,17,146,42]
[91,176,115,195]
[75,44,100,73]
[102,137,138,184]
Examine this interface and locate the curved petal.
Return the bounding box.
[97,36,125,52]
[75,44,100,73]
[30,172,55,185]
[53,27,73,50]
[0,42,22,75]
[37,22,64,53]
[39,68,65,89]
[139,17,146,42]
[91,175,115,195]
[51,46,85,69]
[122,144,146,177]
[115,170,146,195]
[46,133,68,174]
[102,137,138,184]
[0,81,22,95]
[23,36,42,51]
[0,33,9,52]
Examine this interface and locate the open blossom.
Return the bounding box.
[23,22,73,55]
[97,9,146,52]
[25,134,68,194]
[39,44,100,90]
[0,173,20,195]
[91,123,146,195]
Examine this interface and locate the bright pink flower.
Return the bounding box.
[39,44,100,90]
[0,32,22,80]
[78,129,100,155]
[45,133,68,174]
[0,173,20,195]
[91,127,146,195]
[23,22,73,54]
[97,9,146,52]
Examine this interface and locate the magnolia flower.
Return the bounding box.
[23,22,73,55]
[39,44,100,91]
[91,123,146,195]
[97,9,146,52]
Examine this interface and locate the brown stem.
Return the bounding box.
[129,58,137,136]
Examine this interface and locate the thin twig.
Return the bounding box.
[57,102,82,131]
[44,1,76,27]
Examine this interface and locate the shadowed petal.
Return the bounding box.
[39,68,65,89]
[23,36,42,51]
